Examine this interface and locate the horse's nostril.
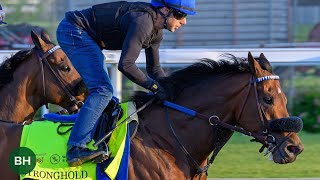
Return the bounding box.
[287,145,299,154]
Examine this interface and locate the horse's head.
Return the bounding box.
[237,52,303,164]
[31,30,88,113]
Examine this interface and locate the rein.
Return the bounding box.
[163,74,283,176]
[34,45,84,112]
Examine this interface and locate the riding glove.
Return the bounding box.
[149,80,168,101]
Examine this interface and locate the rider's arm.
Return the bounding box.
[145,30,166,80]
[118,12,155,89]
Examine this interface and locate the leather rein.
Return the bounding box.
[163,74,291,176]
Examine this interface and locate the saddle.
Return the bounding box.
[21,98,137,179]
[47,96,139,164]
[93,96,139,145]
[93,97,122,150]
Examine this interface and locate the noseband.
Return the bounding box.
[163,74,302,177]
[35,45,83,113]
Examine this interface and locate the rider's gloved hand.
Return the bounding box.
[149,80,168,101]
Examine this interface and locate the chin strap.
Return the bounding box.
[156,8,172,29]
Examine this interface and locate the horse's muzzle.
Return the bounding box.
[73,80,88,96]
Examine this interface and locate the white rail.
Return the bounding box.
[1,48,320,65]
[103,48,320,66]
[101,48,320,100]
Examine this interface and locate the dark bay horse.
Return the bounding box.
[128,52,303,179]
[0,31,87,123]
[0,52,303,179]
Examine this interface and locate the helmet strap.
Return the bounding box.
[156,8,172,29]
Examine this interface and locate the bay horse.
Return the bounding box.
[0,30,87,123]
[0,52,303,180]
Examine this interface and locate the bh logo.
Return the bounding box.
[9,147,36,174]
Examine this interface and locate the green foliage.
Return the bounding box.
[292,75,320,133]
[293,93,320,133]
[294,25,314,42]
[209,132,320,178]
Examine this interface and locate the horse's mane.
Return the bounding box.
[131,54,272,107]
[0,49,33,89]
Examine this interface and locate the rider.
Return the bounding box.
[0,4,7,25]
[56,0,196,167]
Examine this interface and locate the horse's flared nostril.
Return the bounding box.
[287,145,300,155]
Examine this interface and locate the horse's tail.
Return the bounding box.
[43,113,77,123]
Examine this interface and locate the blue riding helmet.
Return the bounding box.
[151,0,196,15]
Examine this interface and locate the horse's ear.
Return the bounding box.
[259,53,266,59]
[31,30,48,50]
[40,30,52,43]
[248,51,263,77]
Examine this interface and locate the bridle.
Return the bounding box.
[0,45,84,125]
[35,45,84,113]
[237,75,292,156]
[163,74,296,177]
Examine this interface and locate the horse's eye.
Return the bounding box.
[60,64,70,72]
[263,96,273,105]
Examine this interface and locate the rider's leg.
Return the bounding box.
[57,19,113,166]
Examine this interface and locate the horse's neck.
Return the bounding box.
[131,105,234,178]
[130,74,249,178]
[0,64,41,122]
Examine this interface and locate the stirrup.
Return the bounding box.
[92,148,111,164]
[68,150,105,167]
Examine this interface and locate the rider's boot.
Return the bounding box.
[67,146,106,167]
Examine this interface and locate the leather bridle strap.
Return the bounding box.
[0,46,83,124]
[162,75,281,175]
[35,45,83,110]
[38,47,48,108]
[163,102,265,176]
[251,76,292,154]
[164,106,202,173]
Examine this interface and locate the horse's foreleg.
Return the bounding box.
[0,123,22,180]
